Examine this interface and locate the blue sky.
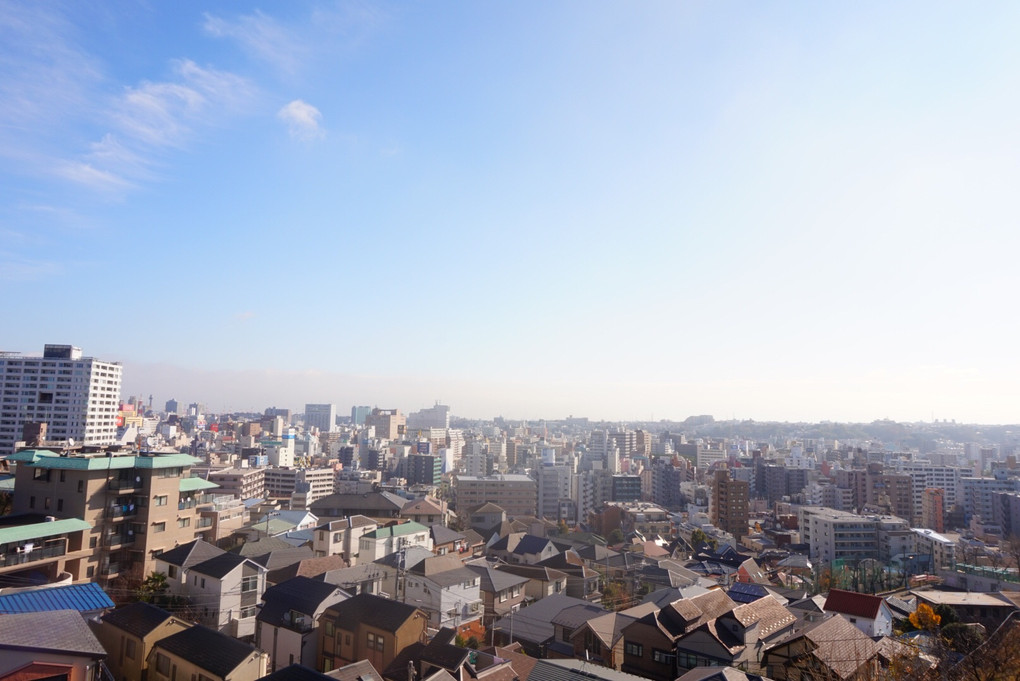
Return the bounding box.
[3,2,1020,422]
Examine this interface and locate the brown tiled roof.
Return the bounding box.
[802,615,880,679]
[824,589,884,620]
[730,596,796,638]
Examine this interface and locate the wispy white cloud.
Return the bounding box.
[0,252,61,281]
[202,10,304,74]
[278,99,324,141]
[53,161,134,193]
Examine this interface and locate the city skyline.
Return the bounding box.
[3,3,1020,423]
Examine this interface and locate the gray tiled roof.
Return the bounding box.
[155,625,261,677]
[101,602,175,638]
[0,609,107,657]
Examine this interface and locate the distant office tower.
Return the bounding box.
[351,406,372,426]
[165,398,179,415]
[0,344,122,456]
[364,408,406,440]
[710,467,750,541]
[609,430,636,459]
[611,474,642,502]
[455,474,537,517]
[305,403,338,433]
[406,403,451,431]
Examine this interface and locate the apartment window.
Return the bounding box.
[90,536,98,549]
[325,621,335,637]
[240,605,256,618]
[155,495,168,506]
[60,470,66,482]
[177,518,190,528]
[625,642,643,657]
[57,499,63,512]
[78,480,84,493]
[125,638,137,660]
[241,575,259,592]
[153,522,166,533]
[155,653,171,677]
[87,566,95,578]
[367,632,385,651]
[652,649,674,664]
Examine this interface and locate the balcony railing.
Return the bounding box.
[109,478,142,491]
[0,543,66,567]
[105,533,135,547]
[106,505,138,519]
[101,563,120,576]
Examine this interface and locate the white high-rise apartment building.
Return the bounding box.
[0,344,122,455]
[305,403,338,433]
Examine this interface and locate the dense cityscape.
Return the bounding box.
[1,344,1019,680]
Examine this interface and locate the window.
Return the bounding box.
[153,522,166,533]
[90,536,98,549]
[57,499,63,512]
[78,480,84,493]
[652,649,674,664]
[44,497,51,510]
[241,575,259,592]
[625,642,643,657]
[201,578,206,588]
[87,566,95,578]
[367,632,384,651]
[678,653,699,669]
[561,627,571,642]
[325,621,335,637]
[240,605,256,618]
[125,638,137,660]
[60,470,66,482]
[177,518,190,528]
[155,653,171,677]
[155,495,168,506]
[168,565,178,579]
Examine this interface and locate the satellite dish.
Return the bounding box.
[67,438,75,447]
[146,436,157,448]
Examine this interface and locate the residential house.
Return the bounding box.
[673,595,797,674]
[312,516,378,563]
[762,614,881,681]
[149,625,268,681]
[536,551,602,603]
[497,563,569,602]
[0,609,107,681]
[156,540,268,638]
[359,522,433,563]
[317,593,428,674]
[467,503,507,534]
[547,602,614,658]
[319,563,386,596]
[400,554,484,632]
[490,594,608,658]
[489,534,561,565]
[822,589,893,637]
[309,493,407,520]
[382,628,519,681]
[267,555,349,585]
[430,525,467,556]
[401,498,451,528]
[256,576,349,672]
[96,602,191,681]
[527,659,649,681]
[569,603,660,670]
[467,562,531,627]
[620,590,737,681]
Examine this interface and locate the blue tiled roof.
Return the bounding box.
[0,582,115,614]
[727,581,769,604]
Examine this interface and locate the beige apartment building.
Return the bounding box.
[455,474,538,518]
[710,467,749,541]
[7,448,217,583]
[208,467,266,499]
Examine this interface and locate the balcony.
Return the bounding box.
[101,563,121,576]
[109,478,142,492]
[0,543,66,568]
[106,504,138,520]
[104,532,135,547]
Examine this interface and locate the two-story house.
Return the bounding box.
[317,593,428,674]
[537,550,602,603]
[496,563,569,601]
[568,602,660,670]
[488,534,561,565]
[822,589,893,637]
[256,576,349,672]
[312,516,377,563]
[358,521,433,563]
[401,554,484,632]
[467,562,531,627]
[149,625,268,681]
[96,602,191,681]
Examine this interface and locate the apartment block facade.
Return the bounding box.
[0,344,122,456]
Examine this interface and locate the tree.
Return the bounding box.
[1004,534,1020,570]
[557,519,569,536]
[607,529,624,545]
[909,603,941,631]
[943,622,984,655]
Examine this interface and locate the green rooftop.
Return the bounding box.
[366,521,429,539]
[7,450,201,470]
[0,518,91,546]
[179,477,219,492]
